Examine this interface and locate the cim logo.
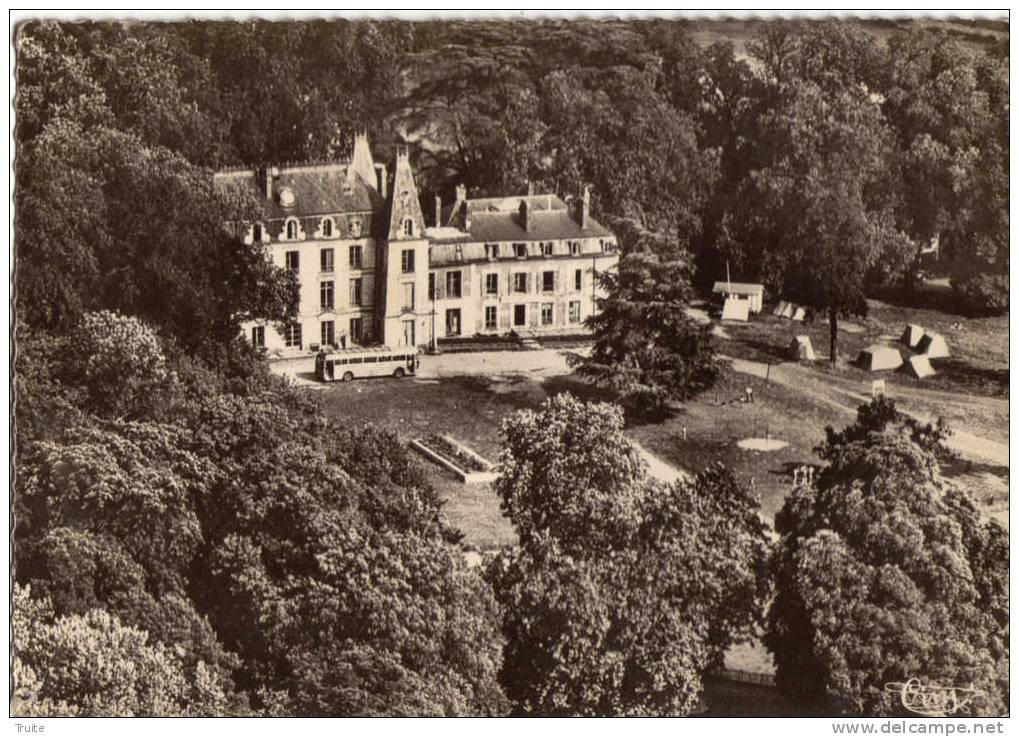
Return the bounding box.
[884,678,986,716]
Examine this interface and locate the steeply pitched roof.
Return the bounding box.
[386,149,427,240]
[441,193,612,242]
[214,162,383,219]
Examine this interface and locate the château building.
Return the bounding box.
[215,133,618,356]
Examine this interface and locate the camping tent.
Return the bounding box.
[712,282,764,313]
[902,354,936,379]
[900,323,925,349]
[857,344,903,371]
[788,335,816,361]
[917,332,950,359]
[720,297,750,322]
[773,301,795,319]
[790,305,807,322]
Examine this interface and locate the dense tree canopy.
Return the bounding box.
[489,395,769,715]
[13,16,1009,717]
[767,399,1008,715]
[14,312,506,716]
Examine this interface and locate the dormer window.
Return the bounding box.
[403,218,415,237]
[349,217,363,238]
[250,222,265,244]
[321,218,334,238]
[283,217,304,241]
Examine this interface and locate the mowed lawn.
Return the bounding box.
[316,365,847,548]
[719,282,1009,402]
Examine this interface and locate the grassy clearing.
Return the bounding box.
[717,282,1008,401]
[316,362,848,545]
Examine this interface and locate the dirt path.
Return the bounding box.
[726,356,1009,468]
[630,440,690,483]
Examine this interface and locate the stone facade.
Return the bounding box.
[215,134,619,356]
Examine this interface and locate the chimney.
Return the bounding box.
[580,186,590,230]
[464,204,472,231]
[519,199,531,233]
[434,195,442,227]
[259,165,272,200]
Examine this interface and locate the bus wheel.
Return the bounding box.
[393,367,406,378]
[342,371,354,382]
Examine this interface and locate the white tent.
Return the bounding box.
[902,354,936,379]
[790,305,807,322]
[789,335,816,361]
[917,332,950,359]
[720,297,750,322]
[900,323,925,349]
[857,344,903,372]
[775,301,795,319]
[772,301,789,317]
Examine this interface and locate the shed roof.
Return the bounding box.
[712,281,764,296]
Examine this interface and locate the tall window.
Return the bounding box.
[321,248,334,273]
[485,273,498,296]
[485,305,497,330]
[320,281,334,310]
[321,218,334,238]
[428,273,436,301]
[349,278,363,306]
[403,218,415,237]
[513,243,526,258]
[541,303,554,325]
[485,243,499,259]
[445,309,461,337]
[349,317,364,344]
[569,301,581,323]
[284,323,302,348]
[542,270,555,292]
[401,249,415,273]
[349,245,363,269]
[402,282,415,312]
[513,273,527,293]
[321,320,335,346]
[286,220,300,240]
[575,268,583,292]
[251,325,265,348]
[445,270,462,299]
[285,251,300,273]
[542,242,554,256]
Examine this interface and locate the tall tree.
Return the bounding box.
[882,30,1008,309]
[722,76,911,364]
[570,219,721,415]
[767,400,1008,715]
[489,395,769,715]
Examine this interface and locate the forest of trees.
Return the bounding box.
[12,17,1009,717]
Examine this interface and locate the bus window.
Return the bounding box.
[364,356,377,363]
[349,357,363,364]
[335,358,348,365]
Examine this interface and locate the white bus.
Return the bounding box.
[315,346,420,382]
